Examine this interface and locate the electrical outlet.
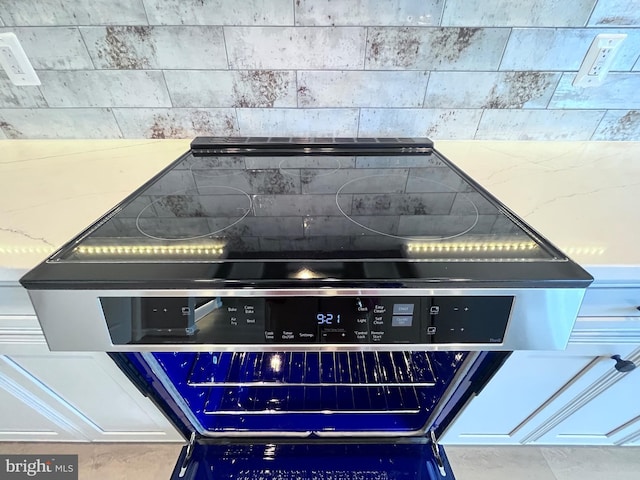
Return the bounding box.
[0,32,41,86]
[573,33,627,88]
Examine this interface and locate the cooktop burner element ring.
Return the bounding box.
[135,185,253,241]
[278,157,341,177]
[335,174,480,241]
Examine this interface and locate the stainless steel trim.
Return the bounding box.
[28,287,586,351]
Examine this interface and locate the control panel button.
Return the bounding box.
[427,326,437,335]
[371,331,385,342]
[429,306,440,315]
[393,303,414,315]
[373,305,386,314]
[392,315,413,327]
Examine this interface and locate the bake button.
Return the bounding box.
[427,326,437,335]
[429,306,440,315]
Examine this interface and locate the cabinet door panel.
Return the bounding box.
[528,348,640,445]
[0,357,81,441]
[7,352,183,442]
[440,351,600,445]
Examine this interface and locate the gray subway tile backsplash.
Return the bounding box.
[475,109,606,140]
[236,108,359,137]
[38,70,172,108]
[80,26,228,69]
[113,108,239,138]
[365,27,510,70]
[548,73,640,109]
[143,0,294,26]
[424,71,560,109]
[0,108,122,138]
[500,28,640,71]
[0,0,147,26]
[297,71,429,107]
[0,27,93,69]
[225,27,367,69]
[441,0,597,27]
[359,109,483,139]
[294,0,444,26]
[164,70,296,108]
[592,110,640,140]
[0,77,47,108]
[0,0,638,141]
[588,0,640,26]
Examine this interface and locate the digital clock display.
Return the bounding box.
[317,313,341,325]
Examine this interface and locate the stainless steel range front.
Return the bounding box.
[20,138,593,479]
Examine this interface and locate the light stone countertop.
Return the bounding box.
[1,139,639,283]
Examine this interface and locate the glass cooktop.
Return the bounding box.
[56,138,558,263]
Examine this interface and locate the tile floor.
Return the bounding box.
[0,443,639,479]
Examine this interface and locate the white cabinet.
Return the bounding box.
[6,351,184,442]
[524,346,640,445]
[0,304,182,442]
[0,357,82,441]
[441,344,640,446]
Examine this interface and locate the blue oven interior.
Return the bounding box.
[131,350,468,436]
[118,350,490,479]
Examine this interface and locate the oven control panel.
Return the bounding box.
[100,296,514,345]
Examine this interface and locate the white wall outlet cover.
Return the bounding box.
[573,33,627,88]
[0,32,41,86]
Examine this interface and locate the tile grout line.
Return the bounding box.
[363,27,369,70]
[421,71,431,108]
[158,70,177,108]
[496,27,512,72]
[109,108,126,139]
[584,0,600,27]
[589,109,608,140]
[473,109,486,139]
[76,27,98,70]
[140,0,151,25]
[295,71,299,108]
[545,73,564,109]
[221,27,231,70]
[438,0,447,25]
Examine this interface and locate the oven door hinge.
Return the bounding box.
[178,431,197,478]
[430,429,447,477]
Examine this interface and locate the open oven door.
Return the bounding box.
[112,350,508,479]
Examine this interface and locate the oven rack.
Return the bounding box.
[187,351,437,387]
[203,384,424,415]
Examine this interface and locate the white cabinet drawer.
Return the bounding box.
[578,288,640,317]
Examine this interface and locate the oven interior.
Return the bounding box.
[140,350,468,436]
[116,349,482,478]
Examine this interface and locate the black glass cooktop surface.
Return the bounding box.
[55,138,558,264]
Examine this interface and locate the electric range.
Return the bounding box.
[20,138,593,479]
